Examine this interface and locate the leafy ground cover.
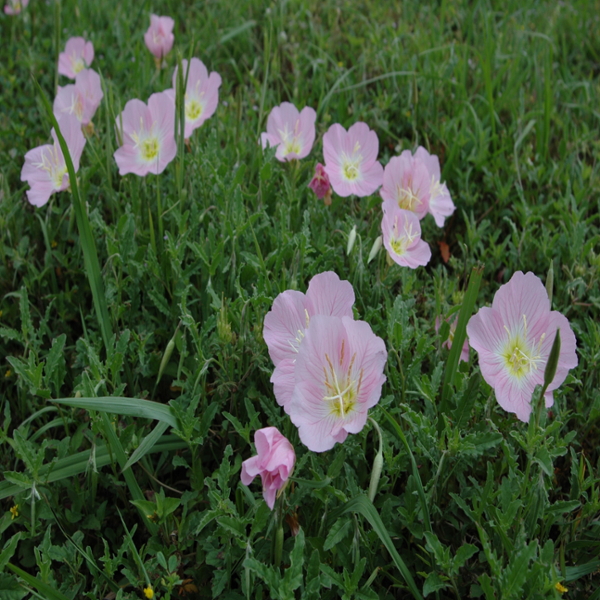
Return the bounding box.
[1,0,599,598]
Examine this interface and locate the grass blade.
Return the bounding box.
[440,264,484,408]
[52,396,179,428]
[7,563,72,600]
[381,407,432,535]
[31,75,113,350]
[123,420,170,471]
[334,495,423,600]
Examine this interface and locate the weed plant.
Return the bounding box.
[1,0,599,599]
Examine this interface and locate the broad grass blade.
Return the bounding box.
[53,396,179,428]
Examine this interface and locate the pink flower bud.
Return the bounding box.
[241,428,295,510]
[308,163,332,204]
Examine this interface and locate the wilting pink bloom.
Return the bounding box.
[241,427,295,510]
[53,69,103,127]
[414,147,455,227]
[381,200,431,268]
[467,271,578,423]
[167,58,221,139]
[21,115,86,207]
[264,271,355,408]
[260,102,316,162]
[114,91,177,177]
[58,37,94,79]
[308,163,332,204]
[144,14,175,61]
[4,0,28,14]
[322,122,383,197]
[287,315,387,452]
[436,315,469,363]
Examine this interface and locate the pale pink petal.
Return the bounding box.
[429,186,455,227]
[414,146,441,180]
[305,271,355,319]
[271,359,296,408]
[263,290,307,366]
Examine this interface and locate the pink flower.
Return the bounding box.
[21,115,86,207]
[322,122,383,197]
[144,14,175,60]
[414,147,455,227]
[380,151,431,220]
[241,427,295,510]
[260,102,316,162]
[436,315,469,363]
[167,58,222,139]
[287,315,387,452]
[53,69,103,127]
[467,271,578,422]
[380,147,455,227]
[58,37,94,79]
[308,163,332,204]
[381,200,431,268]
[264,271,355,408]
[4,0,28,15]
[114,92,177,177]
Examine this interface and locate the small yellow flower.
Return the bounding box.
[5,369,11,378]
[9,504,19,520]
[143,585,154,599]
[555,582,568,593]
[51,240,58,248]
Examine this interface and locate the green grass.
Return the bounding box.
[1,0,599,598]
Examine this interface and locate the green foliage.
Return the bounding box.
[1,0,599,598]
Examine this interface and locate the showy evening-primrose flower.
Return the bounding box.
[144,14,175,61]
[381,201,431,268]
[287,315,387,452]
[114,92,176,176]
[322,122,383,197]
[167,58,222,140]
[261,102,316,162]
[264,271,355,409]
[21,115,86,207]
[467,271,578,422]
[58,37,94,79]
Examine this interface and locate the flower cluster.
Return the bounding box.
[242,272,387,508]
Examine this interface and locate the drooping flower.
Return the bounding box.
[436,315,469,363]
[467,271,578,422]
[381,200,431,268]
[21,114,86,207]
[4,0,28,14]
[414,146,455,227]
[144,14,175,61]
[308,163,332,204]
[167,58,222,139]
[241,427,295,510]
[322,122,383,197]
[260,102,316,162]
[288,315,387,452]
[58,37,95,79]
[53,68,103,127]
[113,91,177,177]
[264,271,355,408]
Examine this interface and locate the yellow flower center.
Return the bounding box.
[341,141,362,181]
[322,342,362,418]
[9,505,19,520]
[396,185,421,211]
[501,316,545,378]
[185,98,203,121]
[72,58,85,75]
[389,217,418,256]
[140,137,160,161]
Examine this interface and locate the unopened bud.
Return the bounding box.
[368,451,384,503]
[346,225,357,256]
[367,235,383,264]
[545,261,554,307]
[543,329,561,389]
